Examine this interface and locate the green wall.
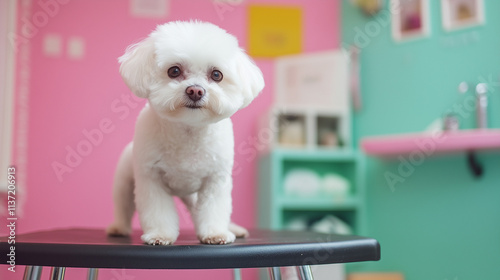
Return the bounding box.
[342,0,500,279]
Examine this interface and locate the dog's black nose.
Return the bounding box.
[185,85,205,102]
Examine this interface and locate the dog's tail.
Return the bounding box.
[106,142,135,236]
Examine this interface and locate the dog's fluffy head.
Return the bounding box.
[119,21,264,126]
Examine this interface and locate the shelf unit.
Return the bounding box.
[259,107,351,151]
[258,148,366,235]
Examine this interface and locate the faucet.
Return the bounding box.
[476,83,488,129]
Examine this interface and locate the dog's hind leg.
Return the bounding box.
[106,142,135,236]
[229,222,249,238]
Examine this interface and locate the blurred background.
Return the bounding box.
[1,0,499,279]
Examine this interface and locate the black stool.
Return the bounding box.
[1,228,380,280]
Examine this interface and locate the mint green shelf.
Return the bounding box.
[258,148,367,235]
[272,147,358,161]
[278,196,360,211]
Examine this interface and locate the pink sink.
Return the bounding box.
[361,129,500,157]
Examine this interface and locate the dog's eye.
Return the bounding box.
[167,66,182,78]
[210,70,223,82]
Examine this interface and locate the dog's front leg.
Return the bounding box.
[193,175,235,245]
[135,173,179,245]
[181,193,249,238]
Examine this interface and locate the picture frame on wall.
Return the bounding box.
[442,0,485,31]
[391,0,430,42]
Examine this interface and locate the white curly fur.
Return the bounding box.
[106,21,264,245]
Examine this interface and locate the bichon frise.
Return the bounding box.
[106,21,264,245]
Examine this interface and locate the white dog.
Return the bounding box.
[106,21,264,245]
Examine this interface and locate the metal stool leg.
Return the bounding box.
[268,267,282,280]
[23,266,42,280]
[50,267,66,280]
[87,268,99,280]
[296,265,314,280]
[233,268,242,280]
[23,266,33,280]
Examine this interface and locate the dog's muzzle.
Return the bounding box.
[185,85,205,102]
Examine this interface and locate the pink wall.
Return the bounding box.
[3,0,339,279]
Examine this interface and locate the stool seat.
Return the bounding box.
[1,228,380,279]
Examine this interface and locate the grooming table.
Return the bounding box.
[0,228,380,280]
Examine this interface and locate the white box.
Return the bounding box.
[274,50,350,113]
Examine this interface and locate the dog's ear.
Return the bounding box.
[119,37,156,98]
[236,49,265,108]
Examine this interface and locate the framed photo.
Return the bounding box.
[391,0,430,41]
[442,0,485,31]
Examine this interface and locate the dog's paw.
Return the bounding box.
[229,222,249,238]
[141,233,177,245]
[106,223,132,237]
[199,231,236,245]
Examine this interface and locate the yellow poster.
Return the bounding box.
[248,5,303,58]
